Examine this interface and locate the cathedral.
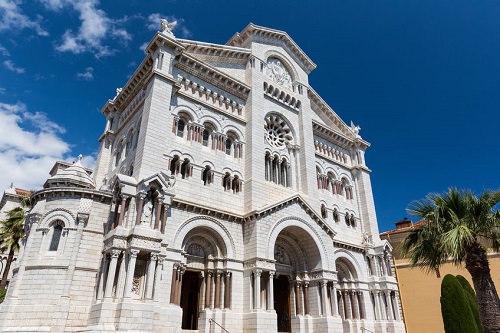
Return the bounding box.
[0,21,406,333]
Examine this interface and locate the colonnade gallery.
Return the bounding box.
[0,21,406,333]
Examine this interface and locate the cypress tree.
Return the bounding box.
[440,274,480,333]
[456,275,482,333]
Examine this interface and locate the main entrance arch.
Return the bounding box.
[271,224,326,332]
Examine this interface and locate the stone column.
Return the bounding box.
[199,271,206,311]
[104,250,121,298]
[215,271,222,309]
[97,256,107,300]
[154,199,162,230]
[124,249,139,298]
[224,272,232,309]
[116,255,127,299]
[175,267,185,305]
[320,281,328,316]
[338,291,345,319]
[145,253,157,299]
[170,265,178,304]
[385,292,393,320]
[117,196,127,227]
[160,204,167,233]
[303,282,310,315]
[205,271,213,309]
[358,292,366,319]
[392,291,401,320]
[153,257,164,301]
[344,291,352,319]
[331,284,338,316]
[351,291,359,319]
[295,282,301,316]
[253,269,262,310]
[267,272,274,310]
[135,192,146,226]
[378,292,386,320]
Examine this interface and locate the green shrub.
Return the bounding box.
[456,275,482,333]
[440,274,480,333]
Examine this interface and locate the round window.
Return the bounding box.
[264,114,293,149]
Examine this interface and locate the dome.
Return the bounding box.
[44,156,95,189]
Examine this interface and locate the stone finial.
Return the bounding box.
[160,18,177,36]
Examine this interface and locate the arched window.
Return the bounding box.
[333,208,339,222]
[345,212,351,226]
[180,159,191,179]
[350,214,356,228]
[176,119,185,137]
[265,152,272,181]
[125,130,133,155]
[202,166,213,185]
[232,175,241,193]
[225,137,233,155]
[321,204,327,219]
[222,173,231,191]
[115,143,123,167]
[327,172,336,194]
[170,155,180,175]
[128,164,134,177]
[49,222,64,251]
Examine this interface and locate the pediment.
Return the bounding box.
[227,23,316,74]
[245,194,336,238]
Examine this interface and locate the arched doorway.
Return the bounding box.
[177,225,232,330]
[272,225,323,330]
[181,271,200,330]
[274,275,291,332]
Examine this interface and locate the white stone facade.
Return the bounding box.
[0,23,406,333]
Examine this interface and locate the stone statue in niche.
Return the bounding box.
[141,191,154,224]
[266,58,293,90]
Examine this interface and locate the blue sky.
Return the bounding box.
[1,0,499,232]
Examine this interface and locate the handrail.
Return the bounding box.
[208,318,230,333]
[360,328,374,333]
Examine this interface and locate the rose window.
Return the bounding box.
[264,114,293,149]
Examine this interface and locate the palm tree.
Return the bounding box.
[401,188,500,333]
[0,203,27,290]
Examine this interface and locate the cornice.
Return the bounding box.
[178,38,250,63]
[101,56,154,117]
[175,53,251,100]
[227,23,316,74]
[32,187,113,204]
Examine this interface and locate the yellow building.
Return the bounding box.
[380,218,500,333]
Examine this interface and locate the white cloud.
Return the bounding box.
[138,41,148,52]
[44,0,131,57]
[0,44,9,56]
[77,66,94,81]
[3,59,24,73]
[0,102,71,190]
[146,13,191,38]
[0,0,48,36]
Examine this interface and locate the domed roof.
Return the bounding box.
[44,155,95,189]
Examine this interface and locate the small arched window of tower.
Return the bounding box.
[345,212,351,226]
[321,204,327,219]
[170,155,180,175]
[222,173,231,191]
[202,166,213,185]
[49,220,65,251]
[333,208,339,222]
[180,159,192,179]
[232,175,241,193]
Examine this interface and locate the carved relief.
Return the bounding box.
[274,245,291,265]
[266,57,293,90]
